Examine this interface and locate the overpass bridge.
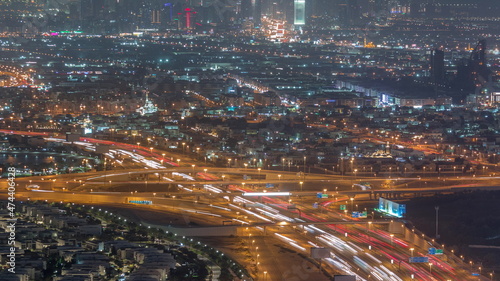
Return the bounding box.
[141,219,398,237]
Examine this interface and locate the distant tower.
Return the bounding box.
[429,49,445,84]
[136,92,158,116]
[152,10,161,24]
[182,8,196,29]
[470,39,487,65]
[241,0,262,27]
[294,0,306,27]
[163,3,174,22]
[455,39,492,96]
[339,0,361,27]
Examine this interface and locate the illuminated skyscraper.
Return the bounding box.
[294,0,305,26]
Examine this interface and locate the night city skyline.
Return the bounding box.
[0,1,500,281]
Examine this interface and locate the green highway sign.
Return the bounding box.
[340,205,346,210]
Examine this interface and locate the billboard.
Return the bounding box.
[128,200,152,205]
[428,248,443,255]
[378,197,406,218]
[317,193,329,198]
[409,257,429,263]
[352,211,368,218]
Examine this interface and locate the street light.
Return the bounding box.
[410,248,414,257]
[429,263,432,274]
[435,206,440,239]
[303,156,306,173]
[390,234,394,245]
[299,181,303,191]
[350,197,354,212]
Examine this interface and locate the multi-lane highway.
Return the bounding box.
[0,130,493,281]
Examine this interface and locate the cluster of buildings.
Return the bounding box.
[0,32,497,178]
[0,0,498,35]
[0,202,179,281]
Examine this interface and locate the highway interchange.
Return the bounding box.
[0,131,497,281]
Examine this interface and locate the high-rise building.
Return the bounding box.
[80,0,105,31]
[339,0,361,27]
[455,40,492,94]
[241,0,262,26]
[429,49,445,84]
[294,0,306,26]
[471,39,487,66]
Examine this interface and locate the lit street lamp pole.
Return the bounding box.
[258,168,261,185]
[304,156,306,174]
[435,206,440,239]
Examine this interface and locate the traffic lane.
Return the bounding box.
[5,191,246,226]
[259,194,476,280]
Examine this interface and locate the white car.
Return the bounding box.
[26,184,40,190]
